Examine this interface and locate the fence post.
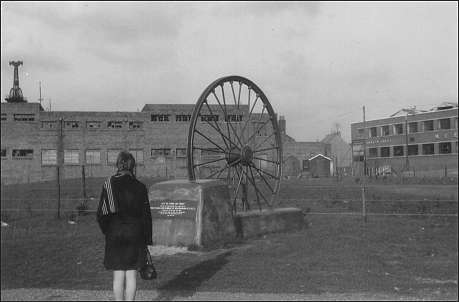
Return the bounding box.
[57,165,61,219]
[361,184,366,222]
[81,165,87,210]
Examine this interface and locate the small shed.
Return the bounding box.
[283,155,301,177]
[308,154,332,178]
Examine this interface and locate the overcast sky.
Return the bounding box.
[1,1,457,142]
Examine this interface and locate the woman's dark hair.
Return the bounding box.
[116,151,136,174]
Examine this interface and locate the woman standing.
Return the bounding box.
[97,151,152,301]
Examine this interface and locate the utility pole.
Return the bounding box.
[362,106,367,223]
[56,117,63,219]
[38,81,43,107]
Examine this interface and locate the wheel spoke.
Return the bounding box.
[242,165,270,207]
[240,95,260,144]
[203,101,231,150]
[232,166,244,212]
[250,163,275,194]
[253,133,276,151]
[253,145,279,153]
[211,89,244,147]
[248,165,262,211]
[193,146,226,154]
[249,163,279,180]
[211,90,238,148]
[193,157,226,168]
[230,81,237,107]
[208,163,230,179]
[245,119,270,145]
[237,81,242,110]
[194,129,227,153]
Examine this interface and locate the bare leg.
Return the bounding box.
[113,270,126,301]
[125,270,137,301]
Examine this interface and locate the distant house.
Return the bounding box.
[308,154,332,178]
[279,116,331,177]
[321,131,352,176]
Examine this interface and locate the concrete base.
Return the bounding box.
[234,207,305,239]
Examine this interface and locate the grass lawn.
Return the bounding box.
[1,178,458,299]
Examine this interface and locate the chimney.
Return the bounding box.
[279,115,286,135]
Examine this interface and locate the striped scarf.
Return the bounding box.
[100,176,118,215]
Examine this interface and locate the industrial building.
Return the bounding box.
[351,103,458,177]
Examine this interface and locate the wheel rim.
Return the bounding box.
[187,75,282,213]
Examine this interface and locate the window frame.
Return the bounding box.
[64,149,80,165]
[85,150,102,165]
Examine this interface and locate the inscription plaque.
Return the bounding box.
[151,200,197,219]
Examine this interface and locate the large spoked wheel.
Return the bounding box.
[187,75,282,213]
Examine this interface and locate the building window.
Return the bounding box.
[225,114,243,122]
[1,149,6,158]
[86,150,101,165]
[64,150,79,165]
[352,144,364,161]
[151,148,171,157]
[12,149,33,159]
[176,115,191,122]
[108,121,123,128]
[64,121,80,128]
[129,121,143,129]
[176,148,187,158]
[13,114,35,121]
[380,147,390,158]
[439,118,451,130]
[151,114,170,122]
[369,127,377,138]
[393,123,404,135]
[86,121,101,129]
[393,146,404,156]
[41,121,57,129]
[408,145,419,156]
[381,125,390,136]
[200,114,219,122]
[424,120,434,131]
[107,150,121,164]
[1,113,7,121]
[422,143,435,155]
[408,122,418,133]
[439,142,452,154]
[130,149,144,164]
[41,149,57,165]
[357,128,364,138]
[368,148,378,158]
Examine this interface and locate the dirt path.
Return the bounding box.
[3,288,452,301]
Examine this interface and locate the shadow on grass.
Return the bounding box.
[155,251,232,301]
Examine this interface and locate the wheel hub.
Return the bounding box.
[240,145,253,166]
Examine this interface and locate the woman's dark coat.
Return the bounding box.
[97,173,152,270]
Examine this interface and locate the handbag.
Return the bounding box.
[139,247,157,280]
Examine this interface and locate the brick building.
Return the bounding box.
[1,100,339,184]
[351,103,458,177]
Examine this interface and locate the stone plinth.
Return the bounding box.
[148,179,234,248]
[234,207,305,239]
